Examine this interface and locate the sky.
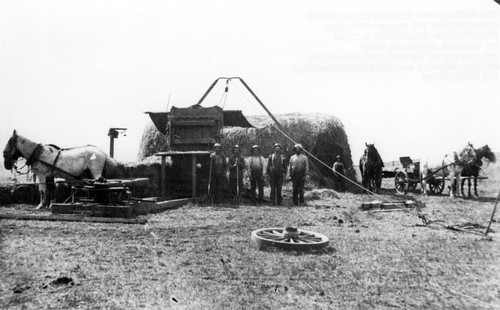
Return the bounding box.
[1,0,499,165]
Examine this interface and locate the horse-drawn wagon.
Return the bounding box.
[384,143,495,197]
[387,156,446,195]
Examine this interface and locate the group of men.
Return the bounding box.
[208,142,313,205]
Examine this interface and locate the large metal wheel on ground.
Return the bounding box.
[251,227,329,250]
[428,177,445,194]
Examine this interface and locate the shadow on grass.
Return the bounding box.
[256,245,337,256]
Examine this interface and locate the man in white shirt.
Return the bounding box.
[248,145,266,205]
[288,144,309,206]
[267,143,287,206]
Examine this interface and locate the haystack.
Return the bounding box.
[223,113,355,187]
[138,125,169,159]
[138,112,355,189]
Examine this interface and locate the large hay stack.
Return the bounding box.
[139,112,355,189]
[223,113,355,187]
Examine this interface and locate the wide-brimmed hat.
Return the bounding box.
[233,144,241,151]
[252,145,260,150]
[273,143,282,149]
[214,143,222,148]
[336,155,342,159]
[293,144,303,150]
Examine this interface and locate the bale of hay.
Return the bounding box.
[138,113,355,190]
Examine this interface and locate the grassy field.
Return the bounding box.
[1,163,500,309]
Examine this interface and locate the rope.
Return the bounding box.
[221,80,230,110]
[222,79,391,201]
[218,85,227,107]
[270,123,392,202]
[230,80,265,115]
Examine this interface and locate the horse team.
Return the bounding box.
[360,142,496,198]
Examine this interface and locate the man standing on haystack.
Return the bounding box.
[210,143,227,204]
[289,144,309,206]
[228,145,246,202]
[333,155,346,192]
[267,143,287,206]
[248,145,266,205]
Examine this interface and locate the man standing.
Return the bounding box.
[228,145,246,202]
[210,143,227,204]
[288,144,309,206]
[248,145,266,205]
[333,155,346,192]
[267,143,287,205]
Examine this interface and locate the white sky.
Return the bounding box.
[1,1,499,164]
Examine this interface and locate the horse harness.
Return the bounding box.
[24,143,80,179]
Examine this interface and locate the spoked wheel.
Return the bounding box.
[251,227,329,250]
[428,177,445,194]
[394,171,409,194]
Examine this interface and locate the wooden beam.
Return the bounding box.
[0,213,147,224]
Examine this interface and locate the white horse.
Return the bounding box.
[420,143,476,198]
[3,130,118,208]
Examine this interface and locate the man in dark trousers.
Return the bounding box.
[288,144,309,206]
[209,143,227,204]
[267,143,287,205]
[333,155,347,192]
[228,145,246,202]
[248,145,266,205]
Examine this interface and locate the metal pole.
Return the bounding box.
[485,188,500,235]
[109,135,115,158]
[237,78,289,135]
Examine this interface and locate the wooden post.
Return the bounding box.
[161,155,166,198]
[192,154,197,197]
[109,135,115,158]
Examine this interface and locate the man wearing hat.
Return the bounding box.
[333,155,346,192]
[267,143,287,205]
[210,143,227,204]
[228,144,246,201]
[248,145,266,205]
[288,143,309,205]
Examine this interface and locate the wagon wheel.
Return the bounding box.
[394,170,409,194]
[251,227,329,250]
[428,177,445,194]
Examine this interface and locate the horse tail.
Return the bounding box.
[102,156,127,179]
[359,156,364,176]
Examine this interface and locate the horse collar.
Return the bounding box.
[26,144,44,166]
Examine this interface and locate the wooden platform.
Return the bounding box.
[51,198,192,218]
[0,213,147,224]
[360,200,426,211]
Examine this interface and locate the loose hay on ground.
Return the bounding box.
[1,190,499,309]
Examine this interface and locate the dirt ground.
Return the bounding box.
[1,173,500,310]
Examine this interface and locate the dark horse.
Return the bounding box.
[460,144,496,198]
[359,143,384,193]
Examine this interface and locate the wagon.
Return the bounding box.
[383,157,446,195]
